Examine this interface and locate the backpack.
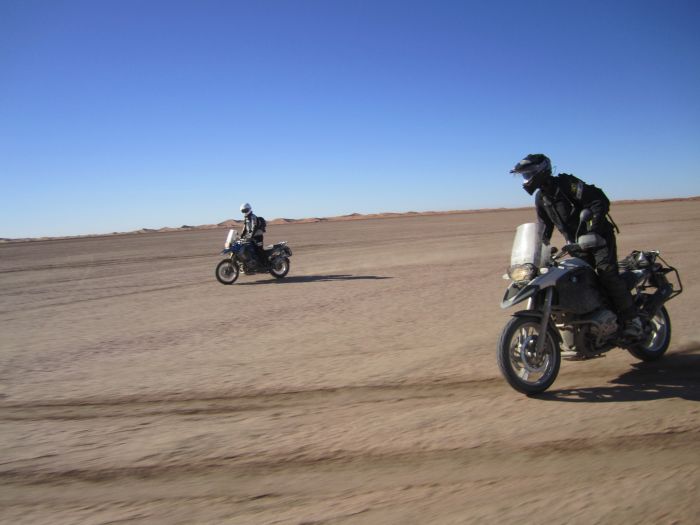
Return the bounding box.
[558,173,618,232]
[558,173,609,206]
[257,216,267,232]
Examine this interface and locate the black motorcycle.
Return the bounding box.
[215,229,293,285]
[498,210,682,394]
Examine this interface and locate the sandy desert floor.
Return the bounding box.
[1,201,699,524]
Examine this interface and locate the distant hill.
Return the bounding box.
[2,196,698,243]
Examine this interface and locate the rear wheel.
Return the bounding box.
[216,259,239,285]
[269,256,290,279]
[628,306,671,362]
[497,316,561,395]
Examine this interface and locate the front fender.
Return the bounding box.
[511,309,544,319]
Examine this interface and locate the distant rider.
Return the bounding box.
[509,153,642,338]
[239,203,266,267]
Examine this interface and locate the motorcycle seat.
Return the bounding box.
[264,241,287,252]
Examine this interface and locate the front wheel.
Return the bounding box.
[497,316,561,395]
[216,259,239,285]
[269,256,290,279]
[628,306,671,362]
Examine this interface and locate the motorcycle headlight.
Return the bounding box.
[508,263,536,283]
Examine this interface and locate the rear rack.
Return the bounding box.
[657,254,683,301]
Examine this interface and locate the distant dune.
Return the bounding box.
[2,196,698,243]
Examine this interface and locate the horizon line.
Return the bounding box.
[2,195,699,243]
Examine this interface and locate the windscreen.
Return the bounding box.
[224,229,235,248]
[510,223,546,267]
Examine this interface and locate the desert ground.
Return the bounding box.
[1,201,699,524]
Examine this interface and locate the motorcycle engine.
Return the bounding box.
[586,309,618,339]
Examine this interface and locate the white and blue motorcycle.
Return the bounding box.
[215,229,292,285]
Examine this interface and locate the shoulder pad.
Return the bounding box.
[557,173,583,198]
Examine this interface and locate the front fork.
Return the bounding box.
[535,287,554,356]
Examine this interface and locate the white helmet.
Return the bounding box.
[240,202,252,216]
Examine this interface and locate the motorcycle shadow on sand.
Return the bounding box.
[238,274,393,285]
[539,347,700,403]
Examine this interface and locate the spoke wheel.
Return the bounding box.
[497,316,560,394]
[269,257,290,279]
[215,259,239,285]
[628,306,671,362]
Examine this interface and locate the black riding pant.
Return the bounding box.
[252,234,266,265]
[583,230,636,321]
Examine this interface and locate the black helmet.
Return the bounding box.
[510,153,552,195]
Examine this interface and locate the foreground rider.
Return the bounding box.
[509,153,643,338]
[239,203,266,267]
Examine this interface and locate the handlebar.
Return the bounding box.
[552,243,584,261]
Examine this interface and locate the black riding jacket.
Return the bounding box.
[241,213,263,241]
[535,174,611,244]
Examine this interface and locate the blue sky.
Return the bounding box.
[1,0,699,238]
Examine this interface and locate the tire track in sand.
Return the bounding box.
[1,427,697,485]
[0,378,501,421]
